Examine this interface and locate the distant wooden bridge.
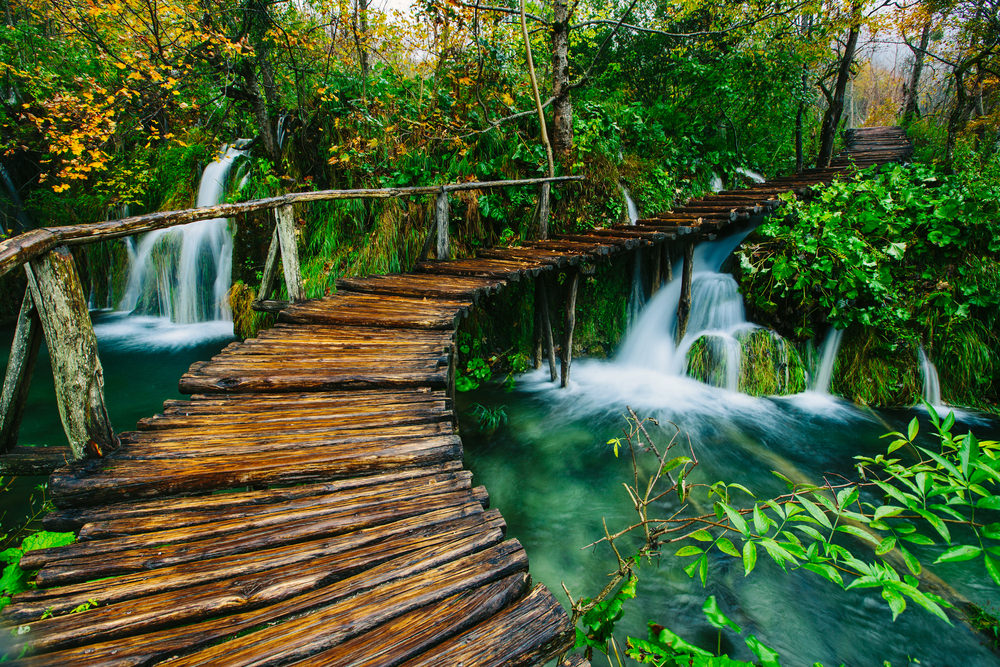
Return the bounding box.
[0,127,911,665]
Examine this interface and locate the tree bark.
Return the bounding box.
[275,205,304,301]
[25,247,116,459]
[0,287,42,453]
[817,19,861,167]
[560,269,579,388]
[901,20,932,126]
[520,0,556,240]
[551,0,573,162]
[676,242,694,344]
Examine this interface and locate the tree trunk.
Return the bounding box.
[25,247,116,459]
[817,22,861,167]
[901,21,932,126]
[551,0,573,162]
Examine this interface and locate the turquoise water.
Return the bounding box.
[458,367,1000,666]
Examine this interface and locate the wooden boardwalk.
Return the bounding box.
[2,127,912,665]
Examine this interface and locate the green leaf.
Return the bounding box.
[690,530,713,542]
[901,532,935,546]
[20,531,75,553]
[702,595,742,634]
[743,540,757,576]
[899,545,922,575]
[916,509,952,543]
[745,634,781,667]
[797,495,832,530]
[985,554,1000,586]
[835,524,880,546]
[976,496,1000,510]
[717,502,749,536]
[934,545,982,564]
[716,537,741,558]
[753,505,771,535]
[875,536,897,555]
[907,417,919,442]
[882,588,907,620]
[675,545,704,558]
[873,505,904,522]
[981,523,1000,540]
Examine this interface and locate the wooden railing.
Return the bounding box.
[0,175,581,467]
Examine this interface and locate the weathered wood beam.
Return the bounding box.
[25,247,116,459]
[651,245,662,295]
[435,192,450,260]
[0,176,583,279]
[256,227,280,302]
[0,287,43,453]
[676,242,694,344]
[537,277,557,382]
[663,243,673,283]
[560,269,579,388]
[275,204,304,302]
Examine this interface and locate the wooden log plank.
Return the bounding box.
[14,508,506,624]
[677,241,694,343]
[0,288,43,453]
[25,247,116,459]
[0,446,72,475]
[277,205,303,302]
[178,368,449,394]
[397,584,574,667]
[72,467,468,539]
[285,572,529,667]
[48,436,463,506]
[154,540,528,667]
[11,532,519,665]
[42,463,463,532]
[28,484,480,583]
[12,519,507,652]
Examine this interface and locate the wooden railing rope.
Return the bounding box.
[0,174,582,464]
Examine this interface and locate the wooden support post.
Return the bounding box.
[25,247,115,459]
[663,244,673,283]
[533,296,543,369]
[275,204,304,302]
[651,246,662,295]
[538,182,551,240]
[676,242,694,344]
[0,287,42,453]
[537,277,557,382]
[561,269,579,388]
[257,227,280,302]
[435,191,450,260]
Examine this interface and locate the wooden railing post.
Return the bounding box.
[538,182,551,240]
[0,287,43,453]
[275,204,304,302]
[435,190,450,260]
[25,247,115,459]
[676,241,694,344]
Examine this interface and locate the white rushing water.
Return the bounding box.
[710,172,724,192]
[621,185,640,225]
[735,167,766,184]
[811,328,844,394]
[98,143,247,349]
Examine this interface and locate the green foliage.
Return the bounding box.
[572,409,1000,664]
[1,531,76,611]
[737,159,1000,406]
[468,403,508,435]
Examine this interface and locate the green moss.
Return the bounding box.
[684,334,737,389]
[831,327,921,406]
[737,328,806,396]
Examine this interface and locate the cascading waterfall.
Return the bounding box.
[918,346,943,406]
[622,186,645,326]
[617,227,758,387]
[811,328,844,394]
[735,167,765,184]
[710,172,724,192]
[120,144,246,324]
[93,143,248,350]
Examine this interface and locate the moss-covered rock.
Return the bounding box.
[738,328,807,396]
[830,326,921,406]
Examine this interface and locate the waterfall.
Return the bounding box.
[621,185,640,225]
[735,167,765,184]
[120,144,246,324]
[811,328,844,394]
[918,346,942,406]
[627,253,646,328]
[710,172,724,192]
[617,228,758,383]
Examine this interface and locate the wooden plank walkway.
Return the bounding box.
[2,127,912,665]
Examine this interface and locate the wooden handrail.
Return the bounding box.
[0,175,583,279]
